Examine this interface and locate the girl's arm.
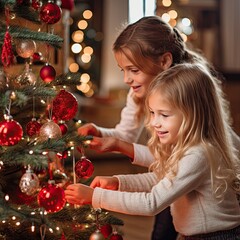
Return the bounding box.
[92,147,209,216]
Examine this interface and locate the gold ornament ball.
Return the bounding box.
[89,229,105,240]
[39,121,62,141]
[16,40,37,58]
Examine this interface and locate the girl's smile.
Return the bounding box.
[114,51,155,99]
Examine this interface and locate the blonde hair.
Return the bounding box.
[145,63,238,200]
[113,16,230,126]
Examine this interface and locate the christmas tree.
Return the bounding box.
[0,0,123,239]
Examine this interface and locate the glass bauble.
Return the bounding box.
[26,118,41,137]
[75,156,94,179]
[0,117,23,146]
[40,2,62,24]
[89,229,105,240]
[52,89,78,121]
[40,64,56,83]
[16,40,36,58]
[38,180,66,213]
[19,168,39,195]
[39,121,62,141]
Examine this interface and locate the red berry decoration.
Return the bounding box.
[110,232,123,240]
[40,64,56,83]
[38,180,66,213]
[0,116,23,146]
[40,2,62,24]
[26,118,41,137]
[75,156,94,179]
[52,89,78,121]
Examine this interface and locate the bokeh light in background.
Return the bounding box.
[157,0,195,42]
[69,1,103,97]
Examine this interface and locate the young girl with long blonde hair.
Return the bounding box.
[66,63,240,239]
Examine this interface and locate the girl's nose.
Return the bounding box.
[151,116,161,127]
[124,75,133,84]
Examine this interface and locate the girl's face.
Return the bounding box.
[114,51,158,99]
[148,91,183,145]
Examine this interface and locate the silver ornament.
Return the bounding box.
[19,167,39,195]
[89,229,105,240]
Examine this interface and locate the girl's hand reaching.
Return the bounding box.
[88,136,120,153]
[78,123,102,137]
[65,184,93,205]
[87,136,135,159]
[90,176,119,190]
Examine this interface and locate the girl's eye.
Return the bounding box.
[149,110,154,115]
[131,69,139,73]
[162,114,169,117]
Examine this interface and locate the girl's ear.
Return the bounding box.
[159,52,173,70]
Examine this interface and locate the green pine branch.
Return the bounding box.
[0,204,124,240]
[8,25,63,49]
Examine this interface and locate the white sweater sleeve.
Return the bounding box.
[92,147,208,216]
[132,143,155,167]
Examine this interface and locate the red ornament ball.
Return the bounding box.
[75,156,94,179]
[58,121,68,135]
[40,64,56,83]
[40,2,62,24]
[32,0,42,10]
[26,118,41,137]
[0,118,23,146]
[110,233,123,240]
[38,181,66,213]
[52,89,78,121]
[100,224,113,238]
[32,52,43,62]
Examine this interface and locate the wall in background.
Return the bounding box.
[99,0,129,96]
